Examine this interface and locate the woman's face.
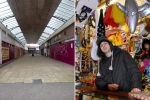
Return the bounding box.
[144,43,150,50]
[100,41,111,54]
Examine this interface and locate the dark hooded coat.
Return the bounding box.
[95,37,142,92]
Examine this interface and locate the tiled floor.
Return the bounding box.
[0,83,74,100]
[0,54,74,83]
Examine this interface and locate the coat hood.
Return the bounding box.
[97,36,113,58]
[97,36,121,59]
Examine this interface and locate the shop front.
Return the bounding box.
[2,41,24,64]
[50,40,74,66]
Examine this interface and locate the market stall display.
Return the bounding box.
[75,0,150,99]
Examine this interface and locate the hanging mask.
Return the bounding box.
[88,15,96,28]
[121,32,127,43]
[79,5,92,22]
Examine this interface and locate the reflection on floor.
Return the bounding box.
[0,54,74,83]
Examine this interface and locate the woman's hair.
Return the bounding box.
[141,38,150,60]
[97,36,113,58]
[142,39,150,51]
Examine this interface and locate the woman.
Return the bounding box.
[140,39,150,77]
[141,39,150,61]
[95,36,142,92]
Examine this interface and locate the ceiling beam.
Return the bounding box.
[58,6,74,12]
[53,16,67,22]
[57,9,72,15]
[61,2,74,7]
[9,26,19,31]
[41,35,47,38]
[43,32,51,35]
[0,15,14,22]
[46,26,56,31]
[18,36,24,38]
[55,12,70,19]
[19,38,25,41]
[39,38,45,41]
[15,32,22,35]
[0,1,7,4]
[0,5,9,9]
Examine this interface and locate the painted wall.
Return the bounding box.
[50,40,74,66]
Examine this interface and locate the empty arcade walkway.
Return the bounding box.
[0,54,74,83]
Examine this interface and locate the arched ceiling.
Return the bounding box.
[7,0,61,43]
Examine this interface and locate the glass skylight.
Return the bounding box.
[37,0,74,45]
[0,0,26,45]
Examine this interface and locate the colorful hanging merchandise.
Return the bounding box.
[75,32,79,48]
[112,4,126,26]
[104,5,119,28]
[144,18,150,33]
[88,12,96,28]
[106,31,127,46]
[97,9,105,37]
[80,37,86,52]
[104,4,129,32]
[91,35,99,61]
[145,64,150,78]
[142,18,150,38]
[138,38,150,77]
[116,0,150,33]
[141,39,150,61]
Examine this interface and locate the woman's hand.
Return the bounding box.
[129,89,149,100]
[131,88,141,93]
[108,84,119,91]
